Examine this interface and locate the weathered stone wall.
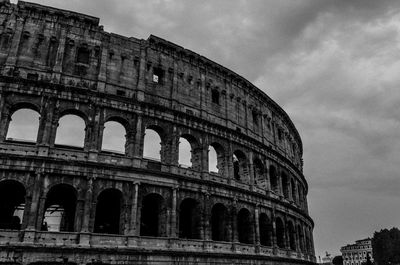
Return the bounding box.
[0,1,316,265]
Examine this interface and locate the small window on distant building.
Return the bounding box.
[77,47,90,64]
[211,89,220,105]
[153,67,164,84]
[116,90,125,96]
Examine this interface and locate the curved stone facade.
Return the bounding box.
[0,1,315,265]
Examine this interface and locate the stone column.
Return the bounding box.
[129,182,140,235]
[80,177,93,233]
[51,28,67,83]
[271,208,277,254]
[170,187,178,237]
[226,141,234,182]
[74,199,84,232]
[96,44,108,92]
[136,43,147,101]
[248,151,254,189]
[254,207,260,251]
[133,115,143,158]
[231,199,238,243]
[125,128,136,158]
[3,17,24,74]
[202,192,210,240]
[26,171,43,230]
[0,106,11,141]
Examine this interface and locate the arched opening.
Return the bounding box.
[305,228,312,253]
[179,136,192,167]
[291,178,297,202]
[298,184,304,207]
[101,121,126,154]
[0,180,26,230]
[94,189,123,234]
[237,208,254,244]
[211,203,229,242]
[208,143,224,174]
[269,165,279,193]
[42,184,76,232]
[281,172,290,198]
[211,89,220,105]
[6,108,40,143]
[140,193,166,237]
[179,198,201,239]
[259,213,272,246]
[77,46,90,64]
[143,127,162,161]
[288,220,296,251]
[298,224,305,252]
[276,217,285,248]
[253,158,265,187]
[55,114,86,148]
[233,150,248,182]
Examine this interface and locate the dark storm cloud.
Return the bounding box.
[20,0,400,257]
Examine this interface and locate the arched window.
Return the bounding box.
[253,158,265,188]
[6,108,40,143]
[42,184,77,232]
[179,198,201,239]
[281,172,290,199]
[0,180,26,230]
[298,184,304,208]
[259,213,272,246]
[211,203,229,242]
[140,193,166,237]
[298,225,305,252]
[276,217,285,248]
[94,189,123,235]
[269,165,279,193]
[233,150,248,183]
[208,143,224,174]
[291,178,297,202]
[55,114,85,148]
[288,220,296,251]
[143,128,162,161]
[211,89,220,105]
[237,208,254,244]
[179,137,192,167]
[77,46,90,64]
[101,121,126,154]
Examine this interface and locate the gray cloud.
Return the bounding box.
[19,0,400,257]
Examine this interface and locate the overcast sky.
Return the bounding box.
[14,0,400,257]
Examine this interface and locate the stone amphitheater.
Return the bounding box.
[0,1,316,264]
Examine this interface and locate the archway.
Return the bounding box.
[140,193,166,237]
[6,108,40,143]
[101,121,126,154]
[143,128,162,161]
[94,189,123,234]
[259,213,272,246]
[276,217,285,248]
[42,184,77,232]
[211,203,229,242]
[0,180,26,230]
[179,198,201,239]
[55,114,85,148]
[237,208,254,244]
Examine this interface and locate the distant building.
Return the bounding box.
[341,238,373,265]
[319,251,333,265]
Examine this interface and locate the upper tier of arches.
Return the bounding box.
[0,1,303,171]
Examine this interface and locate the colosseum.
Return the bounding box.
[0,1,315,265]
